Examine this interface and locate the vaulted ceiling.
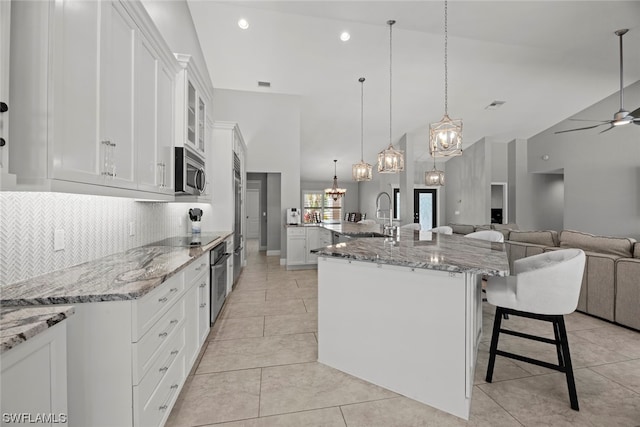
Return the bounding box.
[188,1,640,181]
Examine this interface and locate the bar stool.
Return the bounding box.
[485,248,586,410]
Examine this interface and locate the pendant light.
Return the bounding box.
[429,0,463,157]
[424,155,445,186]
[377,20,405,173]
[325,159,346,201]
[352,77,373,181]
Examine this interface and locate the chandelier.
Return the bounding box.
[424,155,445,186]
[429,0,463,157]
[325,159,346,201]
[378,20,405,173]
[353,77,373,181]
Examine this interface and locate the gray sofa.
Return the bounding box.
[450,223,640,331]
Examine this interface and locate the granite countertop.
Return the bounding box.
[313,229,509,276]
[0,232,232,306]
[1,305,75,354]
[288,221,385,236]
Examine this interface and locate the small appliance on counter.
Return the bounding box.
[286,208,301,225]
[189,208,202,234]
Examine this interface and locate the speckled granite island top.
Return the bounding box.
[1,305,75,353]
[0,232,232,306]
[313,229,509,276]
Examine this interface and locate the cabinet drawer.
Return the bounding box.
[135,324,185,406]
[132,273,185,341]
[184,255,209,286]
[288,227,306,237]
[134,351,185,427]
[133,297,185,382]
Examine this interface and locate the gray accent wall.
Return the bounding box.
[444,138,491,225]
[527,80,640,238]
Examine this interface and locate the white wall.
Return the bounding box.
[141,0,212,92]
[212,89,301,256]
[527,81,640,238]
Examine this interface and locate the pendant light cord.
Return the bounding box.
[388,20,395,147]
[444,0,448,115]
[360,78,365,161]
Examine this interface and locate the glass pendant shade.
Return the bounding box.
[352,161,373,181]
[325,160,346,201]
[352,77,373,181]
[377,19,404,174]
[429,114,463,157]
[377,145,405,173]
[424,164,445,186]
[429,0,462,158]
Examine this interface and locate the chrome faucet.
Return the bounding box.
[375,192,395,236]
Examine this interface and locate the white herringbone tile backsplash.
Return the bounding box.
[0,192,213,286]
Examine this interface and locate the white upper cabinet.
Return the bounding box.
[0,1,15,190]
[175,54,211,159]
[8,0,179,199]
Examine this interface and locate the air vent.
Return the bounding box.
[485,100,506,110]
[258,81,271,87]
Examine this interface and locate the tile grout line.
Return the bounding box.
[258,367,263,417]
[472,386,526,426]
[338,405,348,426]
[585,366,640,396]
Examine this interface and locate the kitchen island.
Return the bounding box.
[313,230,509,420]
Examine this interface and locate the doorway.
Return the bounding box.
[490,182,508,224]
[413,189,437,229]
[246,187,260,239]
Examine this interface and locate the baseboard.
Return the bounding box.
[280,258,286,266]
[266,250,281,256]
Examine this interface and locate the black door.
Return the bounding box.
[413,189,437,229]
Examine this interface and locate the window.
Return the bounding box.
[303,192,343,224]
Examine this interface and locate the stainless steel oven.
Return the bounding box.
[210,241,230,324]
[175,146,206,195]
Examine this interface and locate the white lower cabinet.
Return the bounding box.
[0,321,69,426]
[286,227,333,269]
[66,252,210,427]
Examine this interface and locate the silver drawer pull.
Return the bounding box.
[199,303,206,308]
[159,350,180,374]
[158,384,179,412]
[199,282,206,288]
[158,288,178,303]
[158,319,179,338]
[195,263,206,271]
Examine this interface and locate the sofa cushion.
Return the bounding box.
[475,224,492,231]
[635,242,640,259]
[449,224,475,235]
[508,230,559,247]
[493,223,520,240]
[615,258,640,330]
[559,230,635,258]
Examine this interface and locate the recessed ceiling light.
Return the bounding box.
[340,31,351,42]
[238,18,249,30]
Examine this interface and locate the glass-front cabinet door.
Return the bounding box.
[198,97,205,153]
[187,81,196,147]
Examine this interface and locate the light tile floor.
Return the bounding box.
[167,239,640,426]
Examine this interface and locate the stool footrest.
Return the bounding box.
[499,328,557,345]
[494,349,566,373]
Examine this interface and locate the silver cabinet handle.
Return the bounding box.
[159,350,180,374]
[195,263,206,271]
[158,297,168,303]
[199,282,206,288]
[158,288,178,303]
[158,319,179,338]
[199,303,206,308]
[158,384,179,411]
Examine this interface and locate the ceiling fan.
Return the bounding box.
[555,29,640,134]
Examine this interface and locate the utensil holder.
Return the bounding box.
[191,220,201,234]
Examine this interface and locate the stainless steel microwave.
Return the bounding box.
[175,147,207,195]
